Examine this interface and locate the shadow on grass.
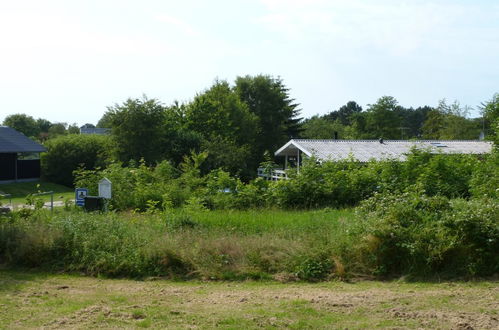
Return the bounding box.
[0,265,54,293]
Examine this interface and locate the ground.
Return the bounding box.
[0,181,73,206]
[0,270,497,329]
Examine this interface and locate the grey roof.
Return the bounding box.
[0,126,46,153]
[275,139,494,162]
[80,127,110,135]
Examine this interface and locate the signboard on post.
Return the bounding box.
[98,177,112,199]
[75,188,88,207]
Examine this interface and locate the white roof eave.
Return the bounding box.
[274,140,312,157]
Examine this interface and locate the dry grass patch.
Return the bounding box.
[0,270,497,329]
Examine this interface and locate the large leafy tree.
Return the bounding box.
[422,100,479,140]
[36,118,52,134]
[363,96,403,139]
[41,134,114,186]
[421,109,444,139]
[162,101,202,165]
[480,93,499,144]
[234,75,302,162]
[104,97,168,163]
[301,115,357,139]
[185,80,259,178]
[2,114,39,138]
[325,101,363,126]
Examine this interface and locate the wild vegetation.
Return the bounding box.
[1,78,498,282]
[0,193,497,280]
[70,149,498,211]
[2,139,498,280]
[3,76,497,187]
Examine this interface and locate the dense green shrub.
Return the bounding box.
[470,152,499,199]
[41,134,115,186]
[0,197,497,280]
[356,193,499,277]
[72,149,495,211]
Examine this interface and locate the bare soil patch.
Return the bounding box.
[0,270,497,329]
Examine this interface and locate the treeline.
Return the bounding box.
[1,114,81,141]
[3,75,498,186]
[302,97,494,140]
[41,75,302,185]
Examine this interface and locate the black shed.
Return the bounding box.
[0,126,46,182]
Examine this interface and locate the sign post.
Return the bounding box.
[98,178,112,199]
[98,178,112,211]
[75,188,88,207]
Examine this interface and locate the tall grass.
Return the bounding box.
[1,195,497,281]
[0,208,358,281]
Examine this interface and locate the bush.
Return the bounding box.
[355,193,499,277]
[470,152,499,199]
[41,134,115,186]
[72,149,493,211]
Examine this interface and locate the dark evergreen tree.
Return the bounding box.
[234,75,302,163]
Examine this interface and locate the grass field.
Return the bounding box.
[0,270,497,329]
[0,208,359,280]
[0,181,73,206]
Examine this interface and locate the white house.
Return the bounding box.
[258,139,494,180]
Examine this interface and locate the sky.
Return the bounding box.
[0,0,498,125]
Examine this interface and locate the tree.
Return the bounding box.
[185,80,259,178]
[48,123,68,139]
[422,100,479,140]
[234,75,302,164]
[422,109,444,139]
[399,106,432,138]
[480,93,499,144]
[2,114,39,137]
[41,134,115,186]
[104,96,168,164]
[325,101,362,125]
[162,102,202,165]
[67,123,80,134]
[301,115,349,139]
[97,112,113,128]
[36,118,52,133]
[363,96,402,139]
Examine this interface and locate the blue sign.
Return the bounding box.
[75,188,88,206]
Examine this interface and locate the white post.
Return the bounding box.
[285,154,288,170]
[297,149,300,173]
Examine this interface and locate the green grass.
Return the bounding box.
[0,208,357,280]
[0,180,73,205]
[0,199,496,280]
[0,269,497,329]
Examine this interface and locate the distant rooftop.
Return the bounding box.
[275,139,494,162]
[80,127,110,135]
[0,126,46,153]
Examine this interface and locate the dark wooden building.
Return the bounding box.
[0,126,46,183]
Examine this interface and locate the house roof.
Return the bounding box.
[80,127,110,135]
[0,126,46,153]
[275,139,493,162]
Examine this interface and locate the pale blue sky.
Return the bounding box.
[0,0,498,125]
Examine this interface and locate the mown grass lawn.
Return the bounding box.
[0,269,497,329]
[0,181,73,206]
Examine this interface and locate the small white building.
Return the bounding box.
[258,139,494,179]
